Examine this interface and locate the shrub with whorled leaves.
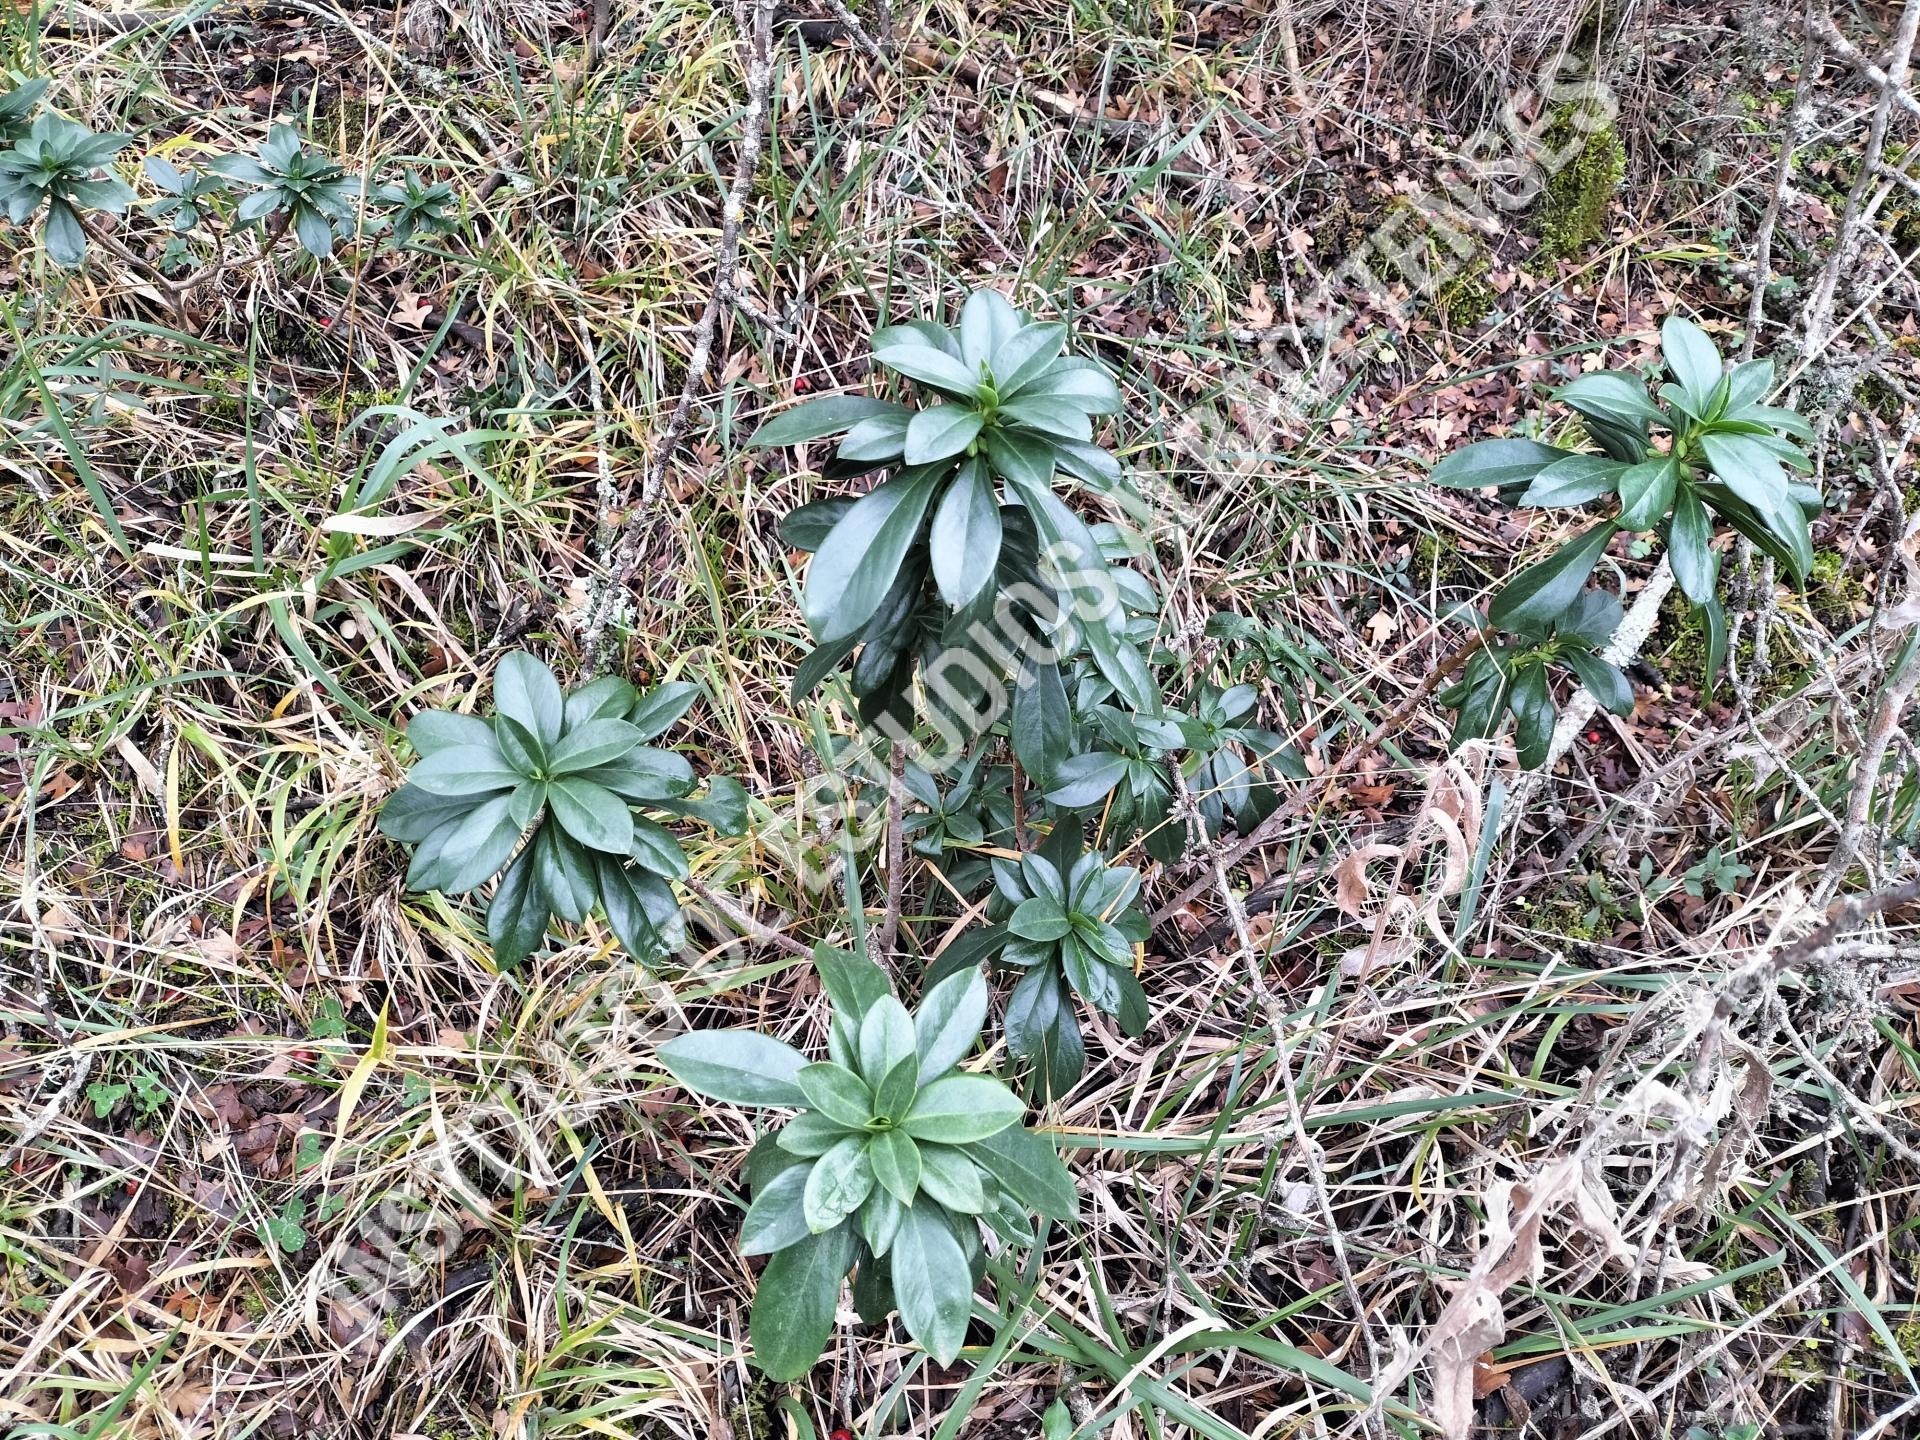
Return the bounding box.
[0,113,134,267]
[1431,316,1820,763]
[373,168,458,247]
[657,946,1076,1379]
[379,652,747,968]
[754,288,1157,732]
[143,155,227,233]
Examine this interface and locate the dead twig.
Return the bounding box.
[581,0,780,659]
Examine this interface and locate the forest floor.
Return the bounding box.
[3,0,1919,1437]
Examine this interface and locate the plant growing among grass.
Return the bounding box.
[0,76,48,144]
[754,287,1154,729]
[1431,316,1820,763]
[379,652,747,968]
[658,947,1076,1378]
[0,113,135,267]
[143,155,226,232]
[374,169,457,247]
[209,124,366,258]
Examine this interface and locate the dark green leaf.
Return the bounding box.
[546,718,643,775]
[813,944,893,1025]
[658,1029,809,1107]
[1010,658,1070,789]
[377,782,473,842]
[740,1162,814,1255]
[869,1129,921,1206]
[802,1134,875,1233]
[486,845,548,969]
[903,1075,1023,1143]
[1554,371,1666,427]
[547,777,632,854]
[1562,649,1634,716]
[1518,455,1625,507]
[916,1144,988,1213]
[625,681,702,741]
[905,405,985,465]
[1487,523,1616,636]
[406,710,494,756]
[409,744,522,797]
[929,458,1001,607]
[891,1201,973,1365]
[872,336,979,396]
[1615,456,1679,532]
[1429,438,1572,490]
[970,1124,1076,1221]
[913,966,988,1082]
[803,470,940,643]
[1507,664,1556,770]
[535,823,596,922]
[1043,751,1126,809]
[749,1224,854,1380]
[1661,316,1723,412]
[750,394,905,448]
[989,321,1067,395]
[797,1062,874,1128]
[494,651,565,748]
[1667,485,1717,604]
[856,996,916,1086]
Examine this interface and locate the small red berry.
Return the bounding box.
[1585,730,1601,744]
[830,1430,854,1440]
[794,376,811,392]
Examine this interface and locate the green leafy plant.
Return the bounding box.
[939,830,1150,1098]
[209,124,365,258]
[658,947,1076,1379]
[0,113,135,267]
[142,155,226,232]
[1438,589,1632,768]
[754,287,1155,730]
[374,168,457,247]
[378,652,747,969]
[0,76,48,145]
[1431,316,1820,764]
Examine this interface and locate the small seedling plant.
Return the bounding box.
[0,78,458,269]
[379,652,746,968]
[1431,316,1820,764]
[658,948,1076,1379]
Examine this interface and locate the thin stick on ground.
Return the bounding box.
[580,0,779,659]
[876,743,907,960]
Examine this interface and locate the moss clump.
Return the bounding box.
[1435,252,1496,327]
[1411,533,1484,593]
[1537,111,1626,259]
[724,1373,780,1440]
[1808,549,1870,631]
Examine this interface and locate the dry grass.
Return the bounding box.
[2,0,1919,1437]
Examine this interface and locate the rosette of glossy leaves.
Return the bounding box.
[209,124,365,259]
[1430,316,1819,761]
[931,828,1151,1099]
[378,652,747,969]
[0,113,135,267]
[752,288,1157,731]
[657,946,1076,1379]
[1438,590,1634,768]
